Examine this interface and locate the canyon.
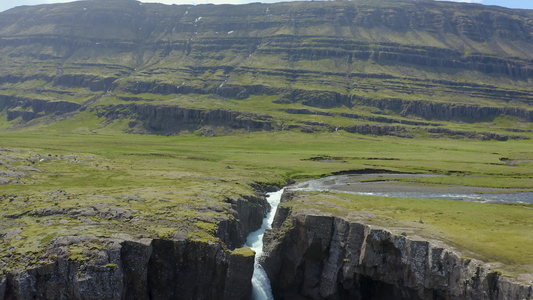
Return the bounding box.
[0,188,271,300]
[262,187,533,300]
[2,185,531,299]
[0,0,532,299]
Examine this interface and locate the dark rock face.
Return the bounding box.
[262,205,533,300]
[2,235,125,300]
[0,192,269,300]
[146,239,246,300]
[96,104,273,134]
[357,97,533,122]
[0,237,253,300]
[53,74,118,92]
[94,101,528,140]
[0,96,81,122]
[219,195,270,249]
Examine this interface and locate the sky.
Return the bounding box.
[1,0,533,13]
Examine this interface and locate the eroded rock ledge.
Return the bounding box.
[262,195,533,300]
[0,191,270,300]
[0,236,254,300]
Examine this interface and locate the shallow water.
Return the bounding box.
[289,174,533,204]
[345,191,533,203]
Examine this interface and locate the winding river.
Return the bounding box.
[289,174,533,204]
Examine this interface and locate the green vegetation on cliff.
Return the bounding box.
[0,0,532,288]
[1,129,532,274]
[1,0,532,140]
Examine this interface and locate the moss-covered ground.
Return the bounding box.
[0,0,531,284]
[0,128,531,275]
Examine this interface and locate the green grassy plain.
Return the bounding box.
[0,128,532,276]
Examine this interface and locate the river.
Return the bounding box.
[245,189,284,300]
[289,174,533,204]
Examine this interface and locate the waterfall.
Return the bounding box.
[245,189,284,300]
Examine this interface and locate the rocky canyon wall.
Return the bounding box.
[0,193,269,300]
[262,194,533,300]
[0,237,254,300]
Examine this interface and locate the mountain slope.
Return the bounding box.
[0,0,532,138]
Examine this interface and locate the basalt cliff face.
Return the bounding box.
[0,0,532,138]
[1,237,253,300]
[0,189,270,300]
[262,193,533,300]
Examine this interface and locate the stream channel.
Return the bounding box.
[245,189,284,300]
[244,174,533,299]
[290,174,533,204]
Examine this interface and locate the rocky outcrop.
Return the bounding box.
[92,102,526,140]
[341,124,408,137]
[356,97,533,122]
[0,75,53,85]
[0,190,269,300]
[423,127,528,141]
[219,194,270,249]
[53,74,118,92]
[0,96,81,122]
[0,236,254,300]
[96,104,273,134]
[340,124,526,140]
[262,199,533,300]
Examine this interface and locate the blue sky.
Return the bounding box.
[1,0,532,13]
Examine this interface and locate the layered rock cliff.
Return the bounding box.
[0,0,532,138]
[96,104,273,134]
[0,95,81,122]
[262,192,533,300]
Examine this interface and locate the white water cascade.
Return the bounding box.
[245,189,284,300]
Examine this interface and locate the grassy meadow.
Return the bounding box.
[0,128,532,276]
